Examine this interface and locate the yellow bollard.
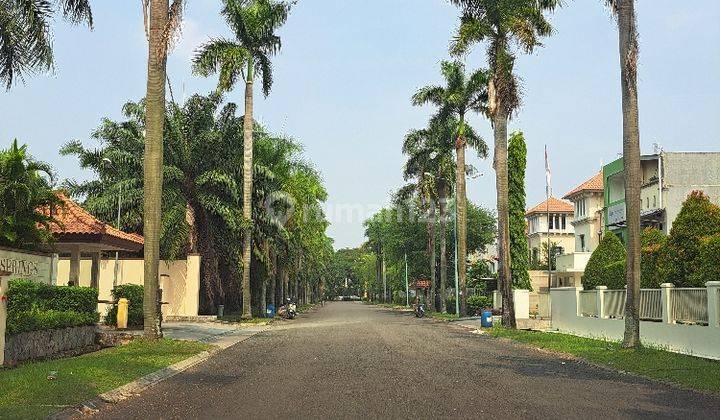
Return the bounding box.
[117,298,129,330]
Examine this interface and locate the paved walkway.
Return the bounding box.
[163,322,269,349]
[92,302,720,419]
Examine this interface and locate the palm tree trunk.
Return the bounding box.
[456,135,468,317]
[438,183,448,313]
[270,250,277,309]
[617,0,642,348]
[494,109,516,328]
[241,59,255,320]
[427,200,437,312]
[142,0,168,339]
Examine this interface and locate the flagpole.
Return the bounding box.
[545,145,552,292]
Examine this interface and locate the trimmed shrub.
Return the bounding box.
[105,284,144,327]
[467,295,492,315]
[603,260,627,290]
[6,280,98,334]
[583,231,627,289]
[660,191,720,286]
[641,228,667,288]
[688,234,720,287]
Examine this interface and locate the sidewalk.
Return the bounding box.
[163,321,270,349]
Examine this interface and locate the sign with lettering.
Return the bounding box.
[607,202,627,226]
[0,247,56,284]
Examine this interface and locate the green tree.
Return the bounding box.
[661,191,720,287]
[0,140,59,249]
[507,132,530,290]
[0,0,92,89]
[689,235,720,287]
[450,0,560,328]
[583,231,627,290]
[640,228,666,288]
[193,0,293,319]
[412,60,489,316]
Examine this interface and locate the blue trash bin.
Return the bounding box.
[266,304,276,318]
[481,310,493,328]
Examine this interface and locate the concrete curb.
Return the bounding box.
[51,325,271,419]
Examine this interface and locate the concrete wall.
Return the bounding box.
[663,152,720,232]
[57,255,200,318]
[0,246,57,285]
[551,286,720,360]
[492,289,530,319]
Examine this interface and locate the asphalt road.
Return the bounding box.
[93,302,720,419]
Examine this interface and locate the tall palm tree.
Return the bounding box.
[606,0,641,348]
[0,0,92,89]
[193,0,292,319]
[450,0,559,327]
[402,118,483,313]
[412,60,488,316]
[141,0,184,338]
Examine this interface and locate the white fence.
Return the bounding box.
[550,282,720,360]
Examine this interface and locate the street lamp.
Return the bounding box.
[103,158,123,289]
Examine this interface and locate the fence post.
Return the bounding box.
[706,281,720,328]
[0,271,10,366]
[596,286,607,319]
[660,283,674,324]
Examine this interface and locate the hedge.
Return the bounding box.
[6,280,98,335]
[583,231,627,289]
[641,228,666,288]
[105,284,144,327]
[467,295,492,315]
[688,234,720,287]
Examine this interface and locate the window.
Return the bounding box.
[562,215,567,230]
[548,214,554,230]
[579,234,586,252]
[653,195,657,207]
[646,197,649,208]
[575,198,586,218]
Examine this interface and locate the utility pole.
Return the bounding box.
[404,252,409,307]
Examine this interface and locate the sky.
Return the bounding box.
[1,1,719,250]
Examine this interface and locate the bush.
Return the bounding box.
[641,228,666,288]
[467,295,492,315]
[583,231,627,289]
[603,260,627,290]
[6,280,98,335]
[660,191,720,286]
[105,284,144,327]
[688,234,720,287]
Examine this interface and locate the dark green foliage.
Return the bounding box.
[689,234,720,287]
[508,132,531,290]
[660,191,720,287]
[603,260,627,290]
[583,231,627,289]
[640,228,666,288]
[5,280,98,335]
[467,295,492,315]
[0,140,60,250]
[105,284,144,327]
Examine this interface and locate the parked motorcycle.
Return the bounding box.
[414,303,425,318]
[279,298,297,320]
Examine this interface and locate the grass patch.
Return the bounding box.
[428,311,459,321]
[0,339,210,419]
[488,327,720,393]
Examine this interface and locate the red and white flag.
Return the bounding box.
[545,145,552,197]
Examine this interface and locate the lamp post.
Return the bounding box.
[103,158,123,289]
[404,252,409,307]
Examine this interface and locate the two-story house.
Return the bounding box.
[554,172,604,287]
[603,151,720,241]
[525,197,575,270]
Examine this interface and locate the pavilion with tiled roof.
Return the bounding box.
[48,192,144,287]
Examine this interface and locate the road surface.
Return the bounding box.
[93,302,720,419]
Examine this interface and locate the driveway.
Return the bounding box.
[92,302,720,419]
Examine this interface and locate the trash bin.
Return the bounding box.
[266,304,276,318]
[217,304,225,318]
[481,310,493,328]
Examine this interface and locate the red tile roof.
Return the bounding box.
[47,192,144,250]
[563,172,604,199]
[526,196,573,216]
